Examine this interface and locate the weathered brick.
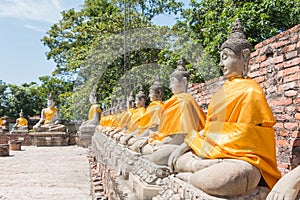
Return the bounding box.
[249,63,259,71]
[284,57,300,68]
[293,98,300,104]
[285,50,298,60]
[295,113,300,120]
[284,66,300,76]
[254,42,263,49]
[273,40,290,48]
[284,73,300,83]
[282,44,296,52]
[277,163,289,170]
[275,113,292,121]
[292,130,300,137]
[283,82,296,91]
[277,139,288,146]
[270,99,292,106]
[297,40,300,48]
[253,76,265,83]
[251,50,259,57]
[272,107,284,113]
[285,90,298,97]
[277,130,289,137]
[274,122,284,129]
[257,55,266,62]
[284,123,298,130]
[290,33,299,43]
[275,63,284,70]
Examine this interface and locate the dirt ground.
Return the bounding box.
[0,146,92,200]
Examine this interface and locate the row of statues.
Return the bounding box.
[94,19,299,199]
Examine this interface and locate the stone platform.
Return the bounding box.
[92,131,276,200]
[29,132,69,147]
[77,131,94,148]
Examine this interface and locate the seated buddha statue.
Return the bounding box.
[11,110,28,132]
[79,89,101,133]
[0,117,3,132]
[118,87,147,144]
[266,165,300,200]
[33,94,65,132]
[139,59,206,166]
[168,19,281,197]
[128,76,164,150]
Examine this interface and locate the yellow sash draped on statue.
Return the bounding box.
[88,104,101,120]
[0,118,2,126]
[185,77,281,189]
[18,117,28,126]
[127,107,146,133]
[151,93,206,142]
[44,107,57,124]
[118,108,135,129]
[139,100,164,133]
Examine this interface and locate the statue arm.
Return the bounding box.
[35,109,46,127]
[53,111,61,124]
[168,142,191,172]
[13,119,19,127]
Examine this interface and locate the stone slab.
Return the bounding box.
[29,132,69,147]
[129,172,163,200]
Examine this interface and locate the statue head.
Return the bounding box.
[135,86,146,108]
[89,88,97,104]
[149,75,163,101]
[170,58,189,94]
[19,110,24,117]
[47,93,55,108]
[128,91,135,109]
[220,18,251,79]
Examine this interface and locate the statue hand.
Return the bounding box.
[168,142,190,173]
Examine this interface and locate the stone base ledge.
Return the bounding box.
[29,132,69,147]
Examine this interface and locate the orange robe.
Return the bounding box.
[88,104,101,121]
[151,93,206,142]
[127,107,146,133]
[44,107,57,124]
[185,77,281,189]
[118,108,135,129]
[139,100,164,134]
[17,117,28,126]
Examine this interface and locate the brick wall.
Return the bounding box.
[188,24,300,174]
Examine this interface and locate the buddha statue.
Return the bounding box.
[168,19,281,197]
[118,87,147,144]
[0,117,3,132]
[128,76,164,150]
[78,89,101,133]
[11,110,28,132]
[266,165,300,200]
[33,94,65,132]
[139,59,206,166]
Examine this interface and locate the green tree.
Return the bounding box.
[175,0,300,78]
[0,80,8,116]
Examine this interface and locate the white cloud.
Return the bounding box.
[24,24,47,32]
[0,0,63,23]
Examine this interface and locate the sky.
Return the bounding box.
[0,0,190,86]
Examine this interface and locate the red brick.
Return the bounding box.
[249,63,259,71]
[295,113,300,120]
[270,99,292,106]
[277,130,289,136]
[284,123,298,130]
[257,55,266,62]
[284,66,300,76]
[251,50,259,57]
[272,107,284,113]
[254,42,263,49]
[285,50,298,60]
[283,82,297,91]
[284,90,298,97]
[273,40,289,48]
[253,76,265,83]
[292,130,300,137]
[274,122,284,129]
[297,40,300,48]
[277,163,289,170]
[284,73,300,83]
[276,139,288,146]
[293,98,300,104]
[282,44,296,52]
[275,63,284,70]
[275,113,292,121]
[284,57,300,68]
[290,33,299,43]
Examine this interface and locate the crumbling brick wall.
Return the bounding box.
[188,24,300,174]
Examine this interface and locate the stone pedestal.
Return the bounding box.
[29,132,69,147]
[77,131,94,148]
[129,173,163,200]
[8,140,21,150]
[0,144,9,156]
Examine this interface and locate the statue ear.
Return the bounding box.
[183,77,188,87]
[242,49,250,77]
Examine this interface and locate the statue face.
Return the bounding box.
[149,89,156,101]
[135,97,144,107]
[169,76,185,94]
[89,94,97,104]
[47,100,55,108]
[220,48,244,79]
